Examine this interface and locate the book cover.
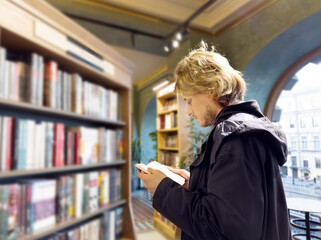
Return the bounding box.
[135,161,185,185]
[32,180,56,231]
[89,171,99,212]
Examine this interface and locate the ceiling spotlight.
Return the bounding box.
[182,28,190,37]
[175,32,182,41]
[164,45,169,52]
[172,40,179,48]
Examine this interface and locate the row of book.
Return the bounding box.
[45,208,123,240]
[0,47,120,120]
[160,150,179,167]
[162,97,177,112]
[0,116,123,171]
[165,133,178,148]
[157,112,178,130]
[0,169,122,239]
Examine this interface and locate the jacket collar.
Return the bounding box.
[214,100,264,128]
[190,100,264,168]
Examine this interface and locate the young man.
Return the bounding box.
[137,42,291,240]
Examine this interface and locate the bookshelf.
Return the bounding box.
[154,82,190,240]
[0,0,135,239]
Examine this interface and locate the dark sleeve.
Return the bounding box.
[153,135,265,240]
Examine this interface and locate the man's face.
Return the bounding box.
[184,92,222,127]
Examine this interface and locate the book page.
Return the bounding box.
[135,161,185,186]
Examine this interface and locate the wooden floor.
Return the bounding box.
[131,189,169,239]
[131,189,154,231]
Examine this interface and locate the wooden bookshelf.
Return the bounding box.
[19,199,126,240]
[0,161,126,180]
[0,0,135,239]
[0,98,126,127]
[154,82,191,239]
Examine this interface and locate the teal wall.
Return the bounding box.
[140,96,157,165]
[243,10,321,110]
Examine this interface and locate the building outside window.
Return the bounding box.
[274,61,321,201]
[314,136,320,150]
[291,156,297,167]
[300,117,306,128]
[316,157,321,169]
[301,136,307,150]
[303,160,309,168]
[291,137,296,149]
[312,116,319,128]
[289,119,295,129]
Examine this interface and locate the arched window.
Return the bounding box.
[265,47,321,201]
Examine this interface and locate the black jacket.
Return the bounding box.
[153,100,291,240]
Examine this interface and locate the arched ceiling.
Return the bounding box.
[45,0,321,86]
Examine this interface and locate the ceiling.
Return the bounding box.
[99,0,274,34]
[46,0,275,85]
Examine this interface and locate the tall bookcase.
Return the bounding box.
[154,82,191,240]
[0,0,135,239]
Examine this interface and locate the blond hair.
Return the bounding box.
[174,41,246,107]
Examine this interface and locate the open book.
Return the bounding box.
[135,161,185,186]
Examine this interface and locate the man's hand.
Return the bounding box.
[137,168,166,196]
[166,167,190,189]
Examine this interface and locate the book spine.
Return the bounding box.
[25,183,31,234]
[57,70,62,110]
[13,62,20,102]
[0,47,7,99]
[0,185,9,239]
[6,117,13,170]
[0,117,8,171]
[13,118,19,170]
[18,62,27,102]
[74,173,83,218]
[8,184,20,240]
[44,61,58,108]
[74,132,81,165]
[26,120,35,170]
[37,55,44,106]
[45,122,54,168]
[4,59,9,99]
[17,184,25,237]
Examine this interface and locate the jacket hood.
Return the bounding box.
[213,100,288,166]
